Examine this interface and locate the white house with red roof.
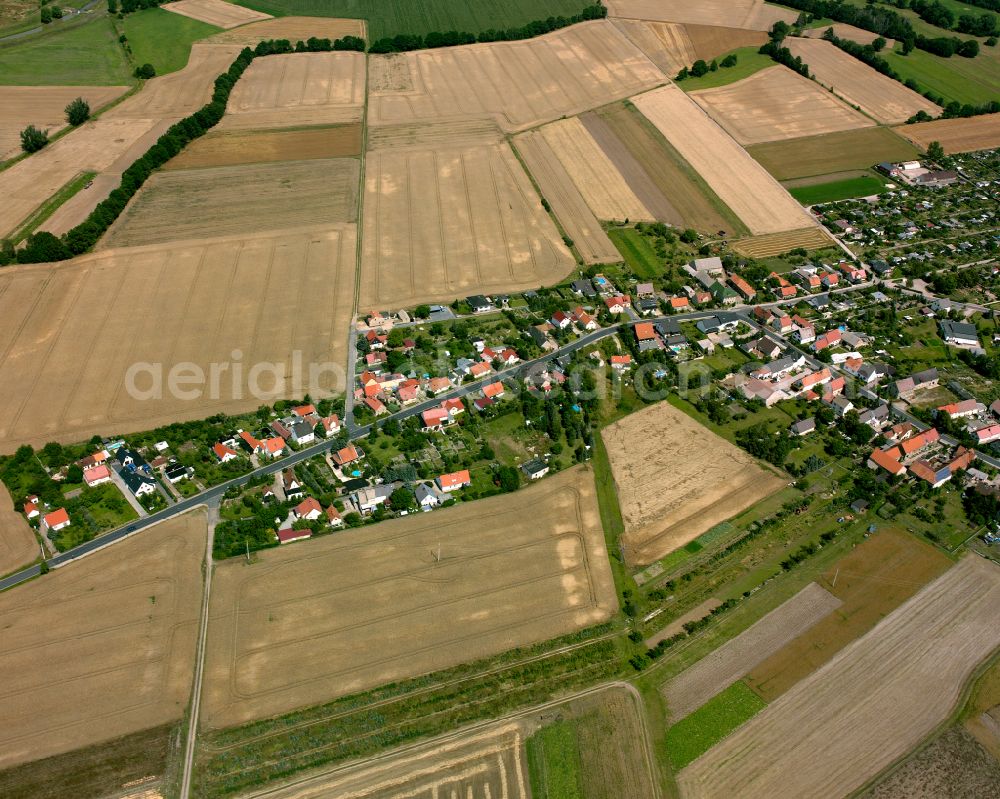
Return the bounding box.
[436,469,472,492]
[23,497,40,519]
[260,437,286,459]
[41,507,70,533]
[83,464,111,487]
[482,381,505,399]
[213,442,239,463]
[604,295,630,314]
[276,527,311,545]
[293,497,323,521]
[421,407,453,432]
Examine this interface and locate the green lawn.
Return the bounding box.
[123,7,221,76]
[0,16,133,85]
[232,0,590,40]
[665,681,767,770]
[883,43,1000,107]
[676,47,775,91]
[526,720,585,799]
[789,174,886,205]
[607,227,661,279]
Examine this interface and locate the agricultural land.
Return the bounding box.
[602,400,786,565]
[894,113,1000,154]
[605,0,796,31]
[0,484,37,576]
[164,0,272,29]
[679,556,1000,798]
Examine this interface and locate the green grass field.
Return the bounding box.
[789,174,885,205]
[0,16,132,85]
[676,47,774,91]
[123,7,221,76]
[232,0,591,40]
[665,680,767,770]
[526,720,585,799]
[883,44,1000,107]
[607,227,661,279]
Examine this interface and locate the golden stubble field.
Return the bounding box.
[0,225,356,451]
[360,128,574,309]
[202,466,618,729]
[102,157,360,247]
[678,555,1000,799]
[612,19,766,74]
[894,113,1000,153]
[0,510,206,770]
[0,86,130,162]
[664,582,841,721]
[787,37,941,124]
[602,401,787,566]
[162,0,271,28]
[632,85,818,234]
[0,483,37,576]
[367,20,666,133]
[606,0,796,30]
[219,51,366,130]
[163,123,362,169]
[203,15,365,45]
[803,22,895,47]
[691,65,875,145]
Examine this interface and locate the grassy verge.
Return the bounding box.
[231,0,591,40]
[664,681,765,770]
[675,47,775,91]
[883,44,1000,107]
[526,720,585,799]
[590,433,635,598]
[607,227,662,279]
[789,173,885,205]
[9,171,95,243]
[123,7,221,75]
[193,626,620,797]
[0,15,132,85]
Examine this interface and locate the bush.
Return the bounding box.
[19,124,48,153]
[134,63,156,79]
[65,97,90,126]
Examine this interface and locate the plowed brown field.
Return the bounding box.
[102,158,359,247]
[0,86,129,162]
[603,401,786,566]
[162,0,270,28]
[894,113,1000,153]
[787,37,940,124]
[0,226,356,451]
[0,510,206,769]
[679,556,1000,799]
[367,21,666,133]
[202,466,617,728]
[633,85,817,234]
[163,124,361,169]
[359,139,573,309]
[691,66,874,145]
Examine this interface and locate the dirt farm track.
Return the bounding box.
[201,466,617,728]
[0,510,206,770]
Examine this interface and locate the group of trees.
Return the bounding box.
[368,3,607,53]
[760,22,810,77]
[904,0,999,38]
[674,52,738,80]
[17,97,89,157]
[40,2,63,24]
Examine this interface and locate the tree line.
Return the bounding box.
[367,3,607,53]
[6,35,364,265]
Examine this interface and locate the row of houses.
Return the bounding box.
[867,427,975,487]
[213,404,341,463]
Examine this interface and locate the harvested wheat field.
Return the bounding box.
[684,23,769,60]
[515,130,620,264]
[202,466,617,728]
[603,401,786,566]
[162,0,269,28]
[606,0,796,30]
[204,15,365,45]
[107,43,244,120]
[537,117,654,222]
[787,37,940,124]
[0,116,168,238]
[0,226,356,451]
[610,20,695,75]
[748,126,920,180]
[691,66,874,145]
[102,158,359,247]
[633,85,817,234]
[804,22,895,48]
[865,726,1000,799]
[360,138,573,309]
[0,85,129,162]
[0,484,37,576]
[746,527,952,702]
[584,105,726,231]
[0,510,206,769]
[219,51,366,130]
[164,124,361,169]
[665,582,841,722]
[367,21,666,133]
[894,113,1000,154]
[678,556,1000,799]
[731,227,837,257]
[242,720,531,799]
